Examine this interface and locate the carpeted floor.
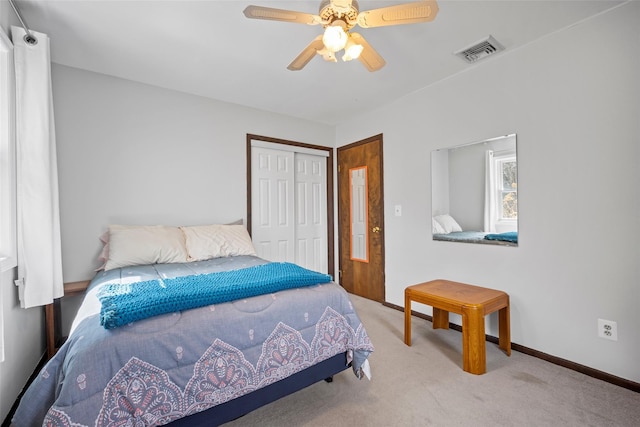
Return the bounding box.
[224,293,640,426]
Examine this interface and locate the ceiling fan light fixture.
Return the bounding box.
[244,0,440,72]
[318,47,338,62]
[342,38,363,61]
[322,21,348,52]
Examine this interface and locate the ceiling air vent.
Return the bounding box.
[455,35,505,64]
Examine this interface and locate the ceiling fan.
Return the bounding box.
[243,0,439,72]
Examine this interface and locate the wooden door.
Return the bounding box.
[337,135,385,302]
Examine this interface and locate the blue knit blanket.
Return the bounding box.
[98,262,332,329]
[484,231,518,243]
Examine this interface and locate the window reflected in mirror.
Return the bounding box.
[431,134,518,246]
[350,166,369,261]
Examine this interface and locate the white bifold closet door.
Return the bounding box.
[251,145,328,273]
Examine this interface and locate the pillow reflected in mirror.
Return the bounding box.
[433,214,462,234]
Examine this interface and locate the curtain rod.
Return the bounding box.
[8,0,38,45]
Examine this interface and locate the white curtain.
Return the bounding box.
[0,25,14,363]
[483,150,496,233]
[11,26,63,308]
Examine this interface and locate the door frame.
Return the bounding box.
[246,134,335,277]
[337,134,385,301]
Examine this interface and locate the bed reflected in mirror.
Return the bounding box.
[431,134,518,246]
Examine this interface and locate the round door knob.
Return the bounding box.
[372,226,381,233]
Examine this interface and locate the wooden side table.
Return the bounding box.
[45,280,91,359]
[404,279,511,375]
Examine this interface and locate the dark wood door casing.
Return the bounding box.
[246,134,335,277]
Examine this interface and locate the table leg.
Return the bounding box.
[462,305,486,375]
[404,293,412,346]
[498,305,511,356]
[432,307,449,329]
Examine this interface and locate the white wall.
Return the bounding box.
[336,2,639,382]
[0,269,44,421]
[52,65,335,283]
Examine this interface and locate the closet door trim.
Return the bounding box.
[251,139,330,158]
[246,134,334,277]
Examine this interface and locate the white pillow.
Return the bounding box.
[180,224,257,261]
[104,225,188,270]
[95,230,110,271]
[432,218,446,235]
[433,214,463,234]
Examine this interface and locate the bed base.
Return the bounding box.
[170,352,350,426]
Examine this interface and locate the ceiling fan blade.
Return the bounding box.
[331,0,353,8]
[357,0,439,28]
[243,5,321,25]
[330,0,354,12]
[350,33,386,72]
[287,36,325,71]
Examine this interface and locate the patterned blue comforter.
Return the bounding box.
[13,256,374,426]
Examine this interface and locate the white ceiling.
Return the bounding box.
[14,0,625,125]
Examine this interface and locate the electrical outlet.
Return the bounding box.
[597,318,618,341]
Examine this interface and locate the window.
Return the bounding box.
[0,27,17,272]
[493,152,518,228]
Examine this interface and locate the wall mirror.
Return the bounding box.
[431,134,518,246]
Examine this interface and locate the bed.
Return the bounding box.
[432,215,518,246]
[433,231,518,246]
[13,224,374,426]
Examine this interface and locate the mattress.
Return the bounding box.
[13,255,374,426]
